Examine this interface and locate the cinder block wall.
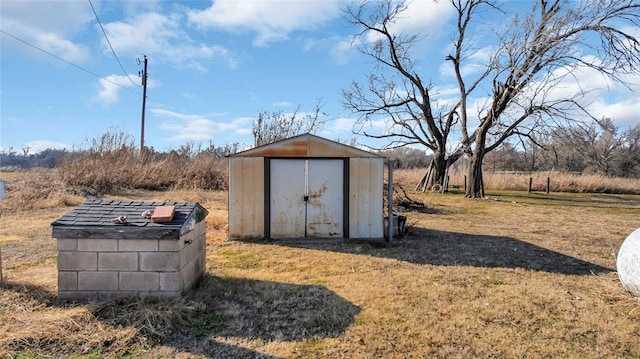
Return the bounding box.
[57,220,206,301]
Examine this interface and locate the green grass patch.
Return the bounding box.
[484,190,640,209]
[191,312,226,337]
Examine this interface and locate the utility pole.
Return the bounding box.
[138,55,148,155]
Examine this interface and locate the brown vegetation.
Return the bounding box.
[57,133,228,194]
[397,168,640,195]
[0,169,85,212]
[1,169,640,358]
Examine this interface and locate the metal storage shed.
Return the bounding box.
[228,133,385,240]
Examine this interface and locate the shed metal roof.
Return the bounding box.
[229,133,384,158]
[51,199,208,240]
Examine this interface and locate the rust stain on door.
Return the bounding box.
[270,159,343,238]
[306,160,343,237]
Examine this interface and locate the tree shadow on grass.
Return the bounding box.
[1,275,360,358]
[88,274,360,357]
[190,274,361,341]
[275,227,612,275]
[402,227,612,274]
[490,192,640,209]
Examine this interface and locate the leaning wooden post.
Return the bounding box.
[387,160,394,242]
[528,177,533,193]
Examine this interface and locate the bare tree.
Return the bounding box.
[616,123,640,177]
[342,1,460,191]
[552,119,613,174]
[343,0,640,197]
[251,99,328,147]
[484,142,524,172]
[555,118,640,176]
[380,147,432,169]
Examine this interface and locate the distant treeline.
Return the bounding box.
[0,148,67,169]
[3,118,639,179]
[381,119,640,178]
[0,139,240,171]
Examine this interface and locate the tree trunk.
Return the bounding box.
[465,150,485,198]
[466,132,487,198]
[431,150,447,188]
[417,150,447,191]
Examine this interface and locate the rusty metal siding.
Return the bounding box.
[230,134,383,159]
[308,139,353,158]
[228,157,264,239]
[228,134,385,240]
[349,158,384,238]
[235,139,308,158]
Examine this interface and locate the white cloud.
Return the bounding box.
[152,108,253,142]
[329,38,357,65]
[330,117,357,132]
[324,116,388,139]
[36,32,89,62]
[303,35,358,65]
[118,0,163,18]
[433,85,461,98]
[365,0,455,44]
[154,109,217,141]
[513,58,617,122]
[438,45,493,79]
[235,126,254,136]
[0,1,93,35]
[95,74,138,103]
[225,116,255,136]
[0,0,91,62]
[591,95,640,129]
[23,140,71,154]
[187,0,342,47]
[461,56,640,129]
[103,12,237,70]
[272,101,292,108]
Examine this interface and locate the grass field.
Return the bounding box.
[1,170,640,358]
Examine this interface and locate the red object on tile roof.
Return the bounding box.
[151,205,175,223]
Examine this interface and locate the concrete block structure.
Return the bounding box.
[52,200,208,301]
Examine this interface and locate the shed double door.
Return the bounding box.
[270,159,344,238]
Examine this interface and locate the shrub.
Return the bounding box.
[57,132,229,193]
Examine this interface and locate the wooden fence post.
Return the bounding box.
[546,177,550,194]
[528,177,533,193]
[387,160,394,242]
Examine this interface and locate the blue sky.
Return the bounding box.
[1,0,638,155]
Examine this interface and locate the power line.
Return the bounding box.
[0,28,140,95]
[88,0,140,87]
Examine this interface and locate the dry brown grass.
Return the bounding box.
[53,132,228,194]
[58,153,228,193]
[1,171,640,358]
[397,168,640,194]
[0,169,85,213]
